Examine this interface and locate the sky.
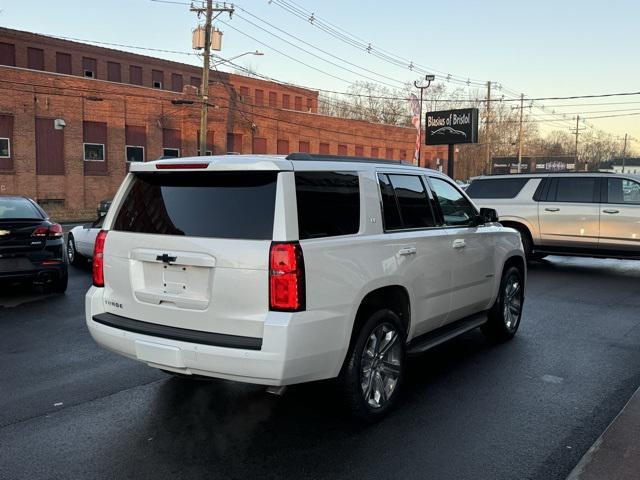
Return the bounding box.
[1,0,638,152]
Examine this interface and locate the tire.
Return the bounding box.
[67,235,85,267]
[47,270,68,294]
[339,309,406,422]
[481,265,524,342]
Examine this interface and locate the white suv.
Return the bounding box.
[85,153,526,421]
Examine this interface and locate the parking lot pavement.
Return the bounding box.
[1,256,640,480]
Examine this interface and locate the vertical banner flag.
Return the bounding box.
[409,94,421,165]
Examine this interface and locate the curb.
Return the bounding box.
[566,386,640,480]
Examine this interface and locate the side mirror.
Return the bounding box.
[479,207,499,224]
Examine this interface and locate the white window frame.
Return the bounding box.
[162,148,180,158]
[0,137,10,158]
[153,81,163,89]
[125,145,145,163]
[84,70,95,78]
[197,150,213,156]
[83,143,105,162]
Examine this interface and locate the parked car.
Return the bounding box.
[67,216,104,265]
[466,173,640,260]
[85,153,526,421]
[0,195,68,292]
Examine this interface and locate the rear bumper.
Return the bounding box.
[85,287,349,386]
[0,262,67,283]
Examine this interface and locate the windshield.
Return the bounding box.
[112,171,278,240]
[0,197,43,220]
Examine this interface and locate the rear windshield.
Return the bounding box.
[113,172,278,240]
[0,197,43,220]
[466,178,529,199]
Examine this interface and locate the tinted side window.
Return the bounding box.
[466,178,529,199]
[554,177,597,203]
[113,172,278,240]
[295,171,360,239]
[387,174,436,228]
[607,178,640,204]
[377,174,402,231]
[429,177,477,227]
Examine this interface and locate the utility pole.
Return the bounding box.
[413,74,435,166]
[191,1,234,156]
[485,81,492,174]
[570,115,585,168]
[517,93,524,173]
[622,133,628,173]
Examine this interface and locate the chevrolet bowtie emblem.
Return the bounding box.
[0,230,10,236]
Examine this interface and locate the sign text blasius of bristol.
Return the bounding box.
[425,108,479,145]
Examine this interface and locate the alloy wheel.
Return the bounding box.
[360,323,402,409]
[503,273,522,331]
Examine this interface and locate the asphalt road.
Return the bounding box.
[1,257,640,480]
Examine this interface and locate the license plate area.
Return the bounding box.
[162,264,188,294]
[129,251,215,310]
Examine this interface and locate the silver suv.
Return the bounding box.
[467,173,640,259]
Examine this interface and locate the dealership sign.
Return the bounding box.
[425,108,479,145]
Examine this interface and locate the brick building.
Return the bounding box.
[0,27,449,219]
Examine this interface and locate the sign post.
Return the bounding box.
[425,108,479,179]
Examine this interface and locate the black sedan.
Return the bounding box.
[0,196,68,293]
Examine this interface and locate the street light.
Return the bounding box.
[211,50,264,68]
[413,74,435,165]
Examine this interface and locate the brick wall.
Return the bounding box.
[0,65,450,220]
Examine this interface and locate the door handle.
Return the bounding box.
[602,209,619,214]
[452,239,466,249]
[544,207,560,212]
[398,247,417,256]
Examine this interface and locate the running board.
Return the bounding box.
[406,312,488,356]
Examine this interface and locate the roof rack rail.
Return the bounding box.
[285,152,411,166]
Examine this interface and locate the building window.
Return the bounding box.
[126,146,144,163]
[255,89,264,106]
[283,94,290,109]
[294,96,302,111]
[0,138,10,158]
[400,149,407,161]
[84,143,105,161]
[83,57,97,78]
[36,118,64,175]
[163,148,180,158]
[129,65,143,85]
[319,142,330,154]
[277,139,289,155]
[338,144,348,156]
[268,92,277,107]
[171,73,183,92]
[371,147,379,158]
[0,42,16,67]
[355,145,364,156]
[306,98,313,111]
[226,133,243,153]
[196,130,214,155]
[56,52,72,75]
[190,76,201,87]
[253,137,267,154]
[152,69,164,89]
[239,86,249,101]
[385,147,393,159]
[299,140,310,153]
[107,61,121,82]
[27,47,44,70]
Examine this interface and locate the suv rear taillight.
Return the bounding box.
[32,223,63,238]
[92,230,108,287]
[269,242,305,311]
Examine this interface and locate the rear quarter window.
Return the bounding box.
[295,171,360,239]
[466,178,529,199]
[112,171,278,240]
